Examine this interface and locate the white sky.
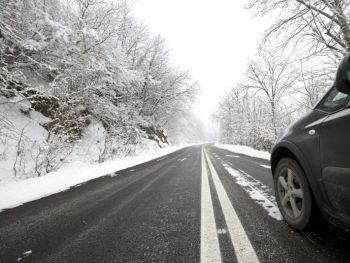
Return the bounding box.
[132,0,267,122]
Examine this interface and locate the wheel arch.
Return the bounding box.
[271,141,326,211]
[271,145,302,176]
[271,141,310,175]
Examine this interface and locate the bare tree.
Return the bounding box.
[247,0,350,59]
[215,85,278,151]
[297,61,332,109]
[243,50,297,137]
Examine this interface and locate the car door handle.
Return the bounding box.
[308,129,316,135]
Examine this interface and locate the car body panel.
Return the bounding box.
[271,103,350,228]
[320,107,350,215]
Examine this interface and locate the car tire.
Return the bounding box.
[274,158,316,230]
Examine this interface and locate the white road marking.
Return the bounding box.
[226,154,239,158]
[225,153,265,168]
[204,150,260,263]
[177,158,187,162]
[200,147,222,263]
[223,151,270,170]
[156,156,167,162]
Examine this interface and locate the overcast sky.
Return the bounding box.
[132,0,267,122]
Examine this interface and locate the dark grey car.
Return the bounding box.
[271,56,350,230]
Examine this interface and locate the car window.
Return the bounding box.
[316,87,350,113]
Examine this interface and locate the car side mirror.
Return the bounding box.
[335,55,350,95]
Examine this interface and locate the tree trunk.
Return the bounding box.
[334,0,350,53]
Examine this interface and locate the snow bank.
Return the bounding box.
[0,98,50,181]
[214,143,270,160]
[0,145,188,212]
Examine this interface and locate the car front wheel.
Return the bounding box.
[274,158,316,230]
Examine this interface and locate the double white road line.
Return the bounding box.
[201,147,260,263]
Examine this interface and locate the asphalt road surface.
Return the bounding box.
[1,145,350,262]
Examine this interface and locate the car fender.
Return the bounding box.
[271,140,330,211]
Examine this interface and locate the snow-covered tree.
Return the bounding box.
[0,0,199,177]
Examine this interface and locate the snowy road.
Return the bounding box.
[1,145,350,262]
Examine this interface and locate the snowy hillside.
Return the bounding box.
[0,97,163,182]
[0,0,207,181]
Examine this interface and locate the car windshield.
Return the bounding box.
[316,87,350,113]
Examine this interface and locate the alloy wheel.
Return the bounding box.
[277,167,304,219]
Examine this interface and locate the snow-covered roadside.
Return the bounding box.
[214,143,270,160]
[0,145,189,212]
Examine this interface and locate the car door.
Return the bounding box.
[318,88,350,215]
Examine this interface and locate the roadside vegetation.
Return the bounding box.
[215,0,350,152]
[0,0,201,178]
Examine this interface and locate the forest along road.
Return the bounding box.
[1,145,350,263]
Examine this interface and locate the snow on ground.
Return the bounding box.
[222,162,282,220]
[17,250,32,262]
[0,98,50,181]
[214,143,270,160]
[0,98,193,213]
[0,145,189,212]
